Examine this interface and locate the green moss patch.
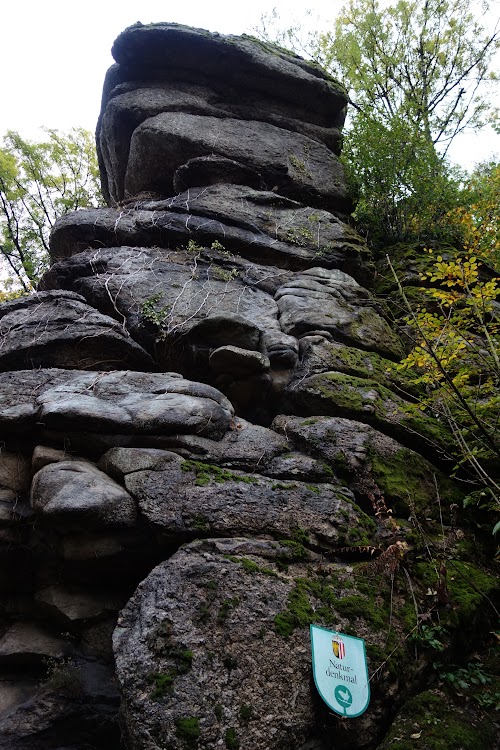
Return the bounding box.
[148,646,193,699]
[323,344,411,392]
[411,560,498,635]
[368,446,463,517]
[335,594,388,629]
[225,727,240,749]
[150,671,175,698]
[217,597,239,623]
[181,460,258,486]
[274,579,315,637]
[239,703,253,722]
[377,689,496,750]
[297,372,450,455]
[224,555,278,577]
[175,716,200,745]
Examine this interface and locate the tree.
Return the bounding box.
[341,111,464,244]
[317,0,499,154]
[389,251,500,533]
[0,128,102,294]
[324,0,500,244]
[448,160,500,268]
[259,0,500,244]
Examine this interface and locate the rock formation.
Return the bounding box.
[0,22,497,750]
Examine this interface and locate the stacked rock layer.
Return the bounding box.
[0,23,497,750]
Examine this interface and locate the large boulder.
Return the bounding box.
[1,21,498,750]
[49,185,369,281]
[123,113,350,212]
[30,461,137,530]
[0,290,154,372]
[97,23,349,208]
[98,447,372,547]
[113,538,498,750]
[0,369,234,449]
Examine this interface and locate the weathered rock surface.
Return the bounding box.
[124,113,350,211]
[34,585,126,623]
[31,461,137,530]
[0,454,30,491]
[49,186,369,280]
[0,623,72,665]
[98,447,370,547]
[98,23,348,204]
[275,267,403,358]
[0,290,154,372]
[272,415,462,518]
[0,658,120,750]
[0,369,234,447]
[1,21,498,750]
[40,247,400,419]
[283,370,452,463]
[113,538,498,750]
[114,539,324,750]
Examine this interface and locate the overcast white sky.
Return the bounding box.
[1,0,499,170]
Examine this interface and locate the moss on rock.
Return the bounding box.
[289,371,451,460]
[180,460,258,486]
[175,716,200,745]
[368,446,463,518]
[377,689,496,750]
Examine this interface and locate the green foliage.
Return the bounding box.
[0,128,101,291]
[413,560,499,628]
[435,659,500,710]
[260,0,499,246]
[239,703,253,722]
[322,0,499,244]
[140,293,171,339]
[175,716,200,744]
[318,0,499,144]
[342,115,463,245]
[413,624,448,651]
[214,703,223,721]
[43,657,83,698]
[210,265,238,282]
[449,160,500,268]
[390,251,500,529]
[224,728,240,750]
[438,661,492,690]
[377,689,497,749]
[186,239,203,254]
[180,460,258,486]
[278,539,310,560]
[210,239,226,252]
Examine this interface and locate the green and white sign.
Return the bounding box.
[310,625,370,718]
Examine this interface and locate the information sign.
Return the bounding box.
[310,625,370,718]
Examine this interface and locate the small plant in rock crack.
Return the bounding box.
[210,239,231,254]
[436,661,500,708]
[140,293,171,339]
[187,239,204,254]
[210,265,239,282]
[413,623,448,651]
[42,657,84,698]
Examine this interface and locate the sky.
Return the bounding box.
[1,0,499,171]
